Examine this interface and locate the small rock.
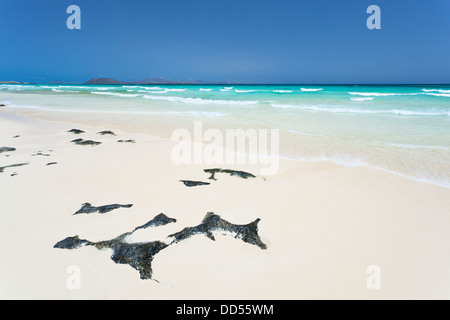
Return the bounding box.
[71,138,101,146]
[98,130,116,136]
[68,129,85,134]
[0,147,16,154]
[204,168,256,180]
[73,203,133,215]
[0,163,29,173]
[180,180,211,187]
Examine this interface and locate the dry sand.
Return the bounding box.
[1,111,450,299]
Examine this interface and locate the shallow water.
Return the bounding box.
[1,84,449,186]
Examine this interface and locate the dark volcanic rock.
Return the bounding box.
[180,180,211,187]
[71,138,101,146]
[98,130,116,136]
[68,129,85,134]
[106,241,168,280]
[118,140,136,143]
[54,236,90,250]
[132,213,177,232]
[13,135,19,138]
[0,162,29,173]
[73,202,133,215]
[204,168,256,180]
[0,147,16,154]
[54,213,175,279]
[46,162,58,166]
[168,212,267,250]
[0,104,5,107]
[31,152,50,157]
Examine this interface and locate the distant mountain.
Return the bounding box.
[85,78,124,85]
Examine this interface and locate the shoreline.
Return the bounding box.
[1,107,449,189]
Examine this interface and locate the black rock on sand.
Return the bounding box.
[168,212,267,250]
[54,211,266,280]
[0,163,29,173]
[68,129,85,134]
[73,202,133,215]
[71,138,102,146]
[54,213,177,280]
[98,130,116,136]
[0,147,16,154]
[204,168,256,180]
[180,180,211,187]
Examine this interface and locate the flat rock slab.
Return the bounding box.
[68,129,85,134]
[71,138,102,146]
[54,213,176,280]
[31,152,50,157]
[0,163,29,173]
[0,147,16,154]
[98,130,116,136]
[180,180,211,187]
[169,212,267,250]
[73,203,133,215]
[204,168,256,180]
[118,140,136,143]
[55,212,266,280]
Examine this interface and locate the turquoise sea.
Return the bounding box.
[1,84,449,187]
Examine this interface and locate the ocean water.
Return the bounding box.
[1,84,449,187]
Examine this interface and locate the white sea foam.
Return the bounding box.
[7,103,226,117]
[423,92,450,97]
[422,89,450,94]
[273,90,293,93]
[271,103,450,116]
[165,88,187,92]
[286,129,322,137]
[52,89,80,93]
[235,89,257,93]
[350,97,375,102]
[91,91,141,98]
[349,92,420,97]
[200,88,212,91]
[300,88,323,92]
[143,95,258,105]
[386,143,448,150]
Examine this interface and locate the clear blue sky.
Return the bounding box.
[0,0,449,84]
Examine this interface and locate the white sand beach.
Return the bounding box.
[1,109,450,300]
